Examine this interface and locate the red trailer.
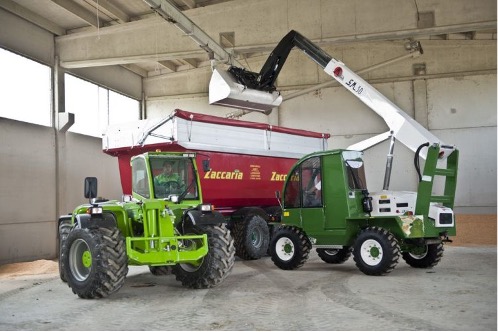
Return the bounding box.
[103,109,330,259]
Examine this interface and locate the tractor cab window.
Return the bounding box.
[343,151,367,190]
[132,157,150,198]
[284,156,322,208]
[151,157,199,200]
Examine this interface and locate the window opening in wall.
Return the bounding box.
[109,90,140,125]
[0,48,52,127]
[65,74,139,138]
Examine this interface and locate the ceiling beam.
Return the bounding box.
[88,0,130,24]
[60,49,207,68]
[50,0,103,28]
[142,0,240,65]
[181,58,198,67]
[232,20,498,55]
[0,0,65,35]
[179,0,197,9]
[57,16,496,69]
[121,64,148,77]
[157,60,177,72]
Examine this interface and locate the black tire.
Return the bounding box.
[149,265,173,275]
[402,242,444,268]
[267,224,282,255]
[353,226,400,276]
[316,247,352,264]
[270,226,311,270]
[173,225,235,289]
[232,215,270,260]
[62,227,128,299]
[58,219,72,283]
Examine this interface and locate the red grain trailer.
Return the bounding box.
[103,109,330,259]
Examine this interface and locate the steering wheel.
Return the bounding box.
[164,180,180,192]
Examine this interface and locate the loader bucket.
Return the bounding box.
[209,68,282,114]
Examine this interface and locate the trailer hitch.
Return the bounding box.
[440,232,453,243]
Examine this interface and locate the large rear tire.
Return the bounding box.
[402,243,444,268]
[173,225,235,289]
[353,226,400,276]
[316,247,352,264]
[232,215,270,260]
[62,227,128,298]
[270,226,311,270]
[58,219,72,282]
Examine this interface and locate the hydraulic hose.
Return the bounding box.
[414,142,430,182]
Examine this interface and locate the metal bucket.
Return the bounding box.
[208,68,282,114]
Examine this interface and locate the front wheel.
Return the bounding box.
[62,227,128,298]
[173,225,235,289]
[402,243,444,268]
[316,247,352,264]
[353,226,400,276]
[270,226,311,270]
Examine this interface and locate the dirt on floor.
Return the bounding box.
[0,259,59,278]
[449,214,497,246]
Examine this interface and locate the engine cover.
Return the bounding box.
[370,191,417,216]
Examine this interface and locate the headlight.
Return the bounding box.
[429,203,454,227]
[87,207,103,214]
[199,204,213,212]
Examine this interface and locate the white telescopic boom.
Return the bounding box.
[323,59,452,159]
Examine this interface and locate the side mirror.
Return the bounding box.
[84,177,98,199]
[202,159,211,172]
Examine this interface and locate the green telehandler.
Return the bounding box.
[58,152,235,298]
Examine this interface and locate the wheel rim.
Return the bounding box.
[251,227,263,248]
[178,261,202,272]
[69,239,92,281]
[323,249,339,256]
[275,237,294,261]
[360,239,383,266]
[178,237,203,272]
[409,246,428,259]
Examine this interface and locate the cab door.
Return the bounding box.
[283,156,324,234]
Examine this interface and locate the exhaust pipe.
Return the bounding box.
[208,68,282,114]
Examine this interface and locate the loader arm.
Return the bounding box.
[209,30,454,159]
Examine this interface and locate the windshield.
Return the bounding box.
[150,156,199,200]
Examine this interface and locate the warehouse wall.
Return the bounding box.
[0,9,124,264]
[0,119,122,264]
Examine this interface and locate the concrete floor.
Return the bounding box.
[0,246,496,331]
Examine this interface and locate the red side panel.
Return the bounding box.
[115,145,296,210]
[197,151,296,209]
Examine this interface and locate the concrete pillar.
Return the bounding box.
[53,58,67,233]
[413,79,429,129]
